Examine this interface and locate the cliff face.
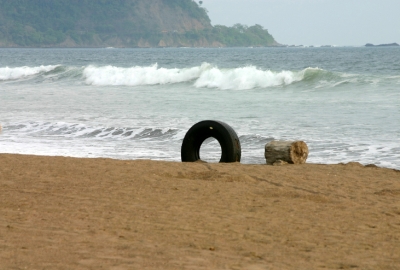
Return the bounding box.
[0,0,276,47]
[124,0,219,47]
[132,0,212,33]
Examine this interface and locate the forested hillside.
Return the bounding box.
[0,0,278,47]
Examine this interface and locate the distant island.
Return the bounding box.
[0,0,278,48]
[365,43,399,47]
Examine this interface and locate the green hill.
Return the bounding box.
[0,0,278,47]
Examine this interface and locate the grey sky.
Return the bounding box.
[201,0,400,46]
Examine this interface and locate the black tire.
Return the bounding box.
[181,120,241,163]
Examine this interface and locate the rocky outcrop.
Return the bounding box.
[365,43,399,47]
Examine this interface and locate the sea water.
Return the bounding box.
[0,47,399,168]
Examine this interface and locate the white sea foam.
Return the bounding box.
[194,66,303,90]
[83,63,206,86]
[83,63,307,89]
[2,120,400,168]
[0,65,59,81]
[4,121,180,141]
[81,65,393,89]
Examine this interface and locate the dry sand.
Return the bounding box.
[1,154,399,269]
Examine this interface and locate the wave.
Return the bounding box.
[82,63,311,89]
[0,65,59,81]
[81,65,395,90]
[1,63,395,90]
[4,121,275,145]
[83,63,203,86]
[5,121,182,141]
[194,66,305,90]
[3,121,400,168]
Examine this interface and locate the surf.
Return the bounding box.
[0,65,59,81]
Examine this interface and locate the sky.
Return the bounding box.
[201,0,400,46]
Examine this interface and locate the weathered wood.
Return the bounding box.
[265,140,309,165]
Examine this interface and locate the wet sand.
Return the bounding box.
[1,154,399,269]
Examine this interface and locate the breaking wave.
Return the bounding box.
[1,63,393,90]
[4,121,276,146]
[82,63,306,89]
[194,66,305,90]
[83,63,203,86]
[0,65,59,81]
[5,121,183,141]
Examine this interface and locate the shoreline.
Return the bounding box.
[0,151,398,170]
[1,153,399,269]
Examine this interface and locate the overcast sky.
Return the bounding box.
[201,0,400,46]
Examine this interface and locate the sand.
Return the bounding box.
[1,154,399,269]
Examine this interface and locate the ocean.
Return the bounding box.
[1,47,399,168]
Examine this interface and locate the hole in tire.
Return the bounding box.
[200,137,222,163]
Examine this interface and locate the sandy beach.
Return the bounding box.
[1,154,399,269]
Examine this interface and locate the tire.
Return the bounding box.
[181,120,241,163]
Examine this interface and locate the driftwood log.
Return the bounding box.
[265,140,309,165]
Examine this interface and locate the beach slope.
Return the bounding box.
[1,154,399,269]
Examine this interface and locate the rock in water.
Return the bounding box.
[265,141,309,165]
